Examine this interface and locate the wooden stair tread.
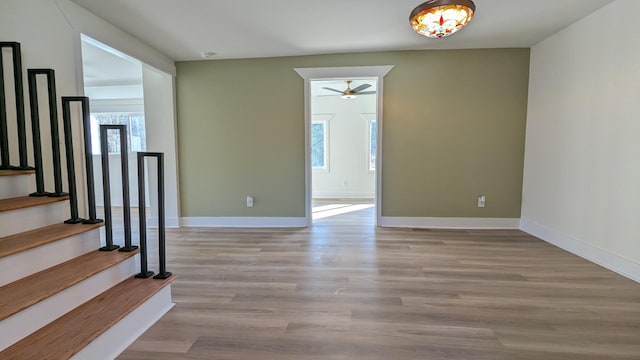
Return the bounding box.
[0,249,138,321]
[0,196,68,213]
[0,222,103,259]
[0,169,35,176]
[0,275,175,360]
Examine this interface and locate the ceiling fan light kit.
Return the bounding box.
[410,0,476,39]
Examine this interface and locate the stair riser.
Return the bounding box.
[0,175,34,200]
[0,201,69,238]
[0,228,101,287]
[0,255,138,352]
[72,285,174,360]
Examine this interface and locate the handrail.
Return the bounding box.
[135,152,171,280]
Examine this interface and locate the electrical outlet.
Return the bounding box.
[477,195,486,208]
[246,195,254,208]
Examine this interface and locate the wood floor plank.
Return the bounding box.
[0,275,175,360]
[0,249,138,321]
[0,222,103,259]
[117,201,640,359]
[0,195,68,212]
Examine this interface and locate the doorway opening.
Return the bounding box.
[310,78,377,224]
[80,35,148,239]
[294,65,394,227]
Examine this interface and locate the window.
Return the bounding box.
[311,121,327,169]
[90,112,146,154]
[369,119,376,171]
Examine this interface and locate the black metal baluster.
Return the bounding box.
[40,70,65,197]
[153,152,171,279]
[135,152,154,278]
[60,97,84,224]
[28,69,66,197]
[26,70,47,196]
[60,97,103,224]
[99,125,120,251]
[135,152,171,279]
[0,42,32,170]
[99,125,137,252]
[76,96,103,224]
[0,47,9,170]
[117,125,136,252]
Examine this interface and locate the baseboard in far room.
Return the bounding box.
[378,217,520,229]
[312,192,375,199]
[520,218,640,284]
[180,217,307,228]
[147,217,181,228]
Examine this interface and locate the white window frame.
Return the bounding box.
[362,113,377,172]
[311,114,333,172]
[311,119,329,172]
[89,99,146,155]
[90,112,147,155]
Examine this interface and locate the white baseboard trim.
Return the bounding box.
[378,216,520,229]
[180,217,307,228]
[520,218,640,283]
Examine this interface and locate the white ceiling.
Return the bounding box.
[70,0,615,61]
[81,40,142,86]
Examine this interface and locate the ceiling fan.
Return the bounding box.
[322,80,375,99]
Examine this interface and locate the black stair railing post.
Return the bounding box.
[26,70,47,196]
[62,96,103,224]
[99,125,121,251]
[135,152,171,280]
[27,69,68,197]
[0,46,10,170]
[135,152,154,278]
[42,70,65,197]
[0,42,32,170]
[153,151,171,279]
[117,124,137,253]
[61,96,103,224]
[12,43,29,170]
[99,124,138,252]
[60,97,84,224]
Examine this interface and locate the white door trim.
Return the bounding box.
[294,65,394,227]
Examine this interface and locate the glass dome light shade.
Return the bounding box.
[410,0,476,39]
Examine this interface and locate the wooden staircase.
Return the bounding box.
[0,170,174,359]
[0,40,174,358]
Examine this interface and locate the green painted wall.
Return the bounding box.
[176,49,530,218]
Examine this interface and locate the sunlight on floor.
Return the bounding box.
[312,203,375,220]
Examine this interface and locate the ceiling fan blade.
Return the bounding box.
[351,84,372,93]
[322,87,345,94]
[357,91,376,95]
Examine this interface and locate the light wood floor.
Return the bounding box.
[118,202,640,359]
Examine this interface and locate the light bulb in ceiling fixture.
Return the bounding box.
[341,94,357,100]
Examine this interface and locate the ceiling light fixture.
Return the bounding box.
[200,51,217,59]
[409,0,475,39]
